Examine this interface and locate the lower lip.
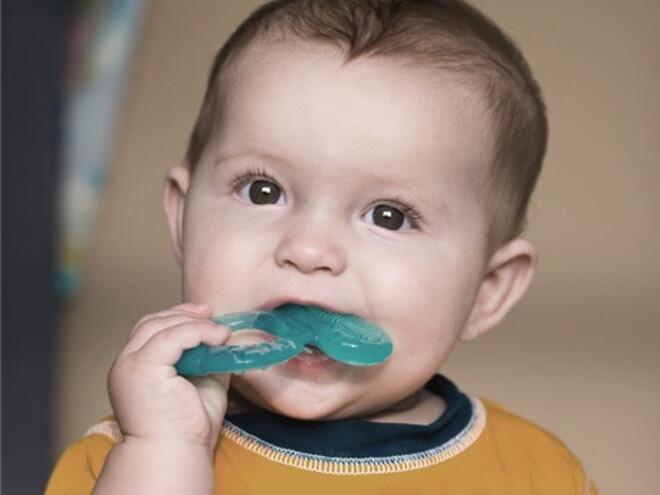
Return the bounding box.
[286,347,337,369]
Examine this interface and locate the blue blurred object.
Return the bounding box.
[57,0,147,298]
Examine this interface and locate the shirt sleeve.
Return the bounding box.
[45,433,116,495]
[480,398,598,495]
[585,478,600,495]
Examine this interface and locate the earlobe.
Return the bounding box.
[461,238,537,342]
[163,165,190,265]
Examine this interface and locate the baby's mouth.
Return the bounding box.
[289,344,336,367]
[300,344,326,356]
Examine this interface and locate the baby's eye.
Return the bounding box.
[238,179,284,205]
[364,204,414,231]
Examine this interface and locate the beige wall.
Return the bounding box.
[53,1,660,493]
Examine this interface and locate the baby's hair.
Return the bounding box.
[185,0,547,250]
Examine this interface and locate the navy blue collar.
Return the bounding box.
[225,374,472,458]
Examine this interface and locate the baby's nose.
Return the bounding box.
[274,219,348,275]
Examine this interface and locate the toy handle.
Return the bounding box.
[175,311,304,375]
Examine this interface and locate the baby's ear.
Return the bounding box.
[461,238,537,342]
[163,165,190,265]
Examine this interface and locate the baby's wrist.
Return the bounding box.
[94,435,215,494]
[120,434,216,459]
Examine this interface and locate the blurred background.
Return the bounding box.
[2,0,658,493]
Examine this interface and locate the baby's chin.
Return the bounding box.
[227,374,378,422]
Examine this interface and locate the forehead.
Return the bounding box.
[217,40,494,168]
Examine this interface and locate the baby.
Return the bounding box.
[47,0,597,493]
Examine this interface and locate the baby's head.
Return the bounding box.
[164,0,545,421]
[185,0,547,251]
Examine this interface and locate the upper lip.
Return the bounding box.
[258,296,342,315]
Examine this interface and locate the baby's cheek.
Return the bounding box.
[181,237,254,301]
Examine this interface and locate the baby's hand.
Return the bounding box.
[108,303,231,451]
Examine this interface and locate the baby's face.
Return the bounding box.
[169,41,495,421]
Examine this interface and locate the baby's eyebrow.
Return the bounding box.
[361,171,451,220]
[213,149,284,168]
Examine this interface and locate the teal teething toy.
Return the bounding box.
[175,304,393,376]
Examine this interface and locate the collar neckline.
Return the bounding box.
[225,374,473,457]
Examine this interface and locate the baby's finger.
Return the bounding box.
[124,304,212,353]
[189,374,231,408]
[130,304,210,337]
[132,319,231,367]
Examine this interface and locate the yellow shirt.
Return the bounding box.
[46,378,597,494]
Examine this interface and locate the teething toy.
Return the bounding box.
[175,304,393,376]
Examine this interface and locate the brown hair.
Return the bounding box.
[185,0,547,248]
